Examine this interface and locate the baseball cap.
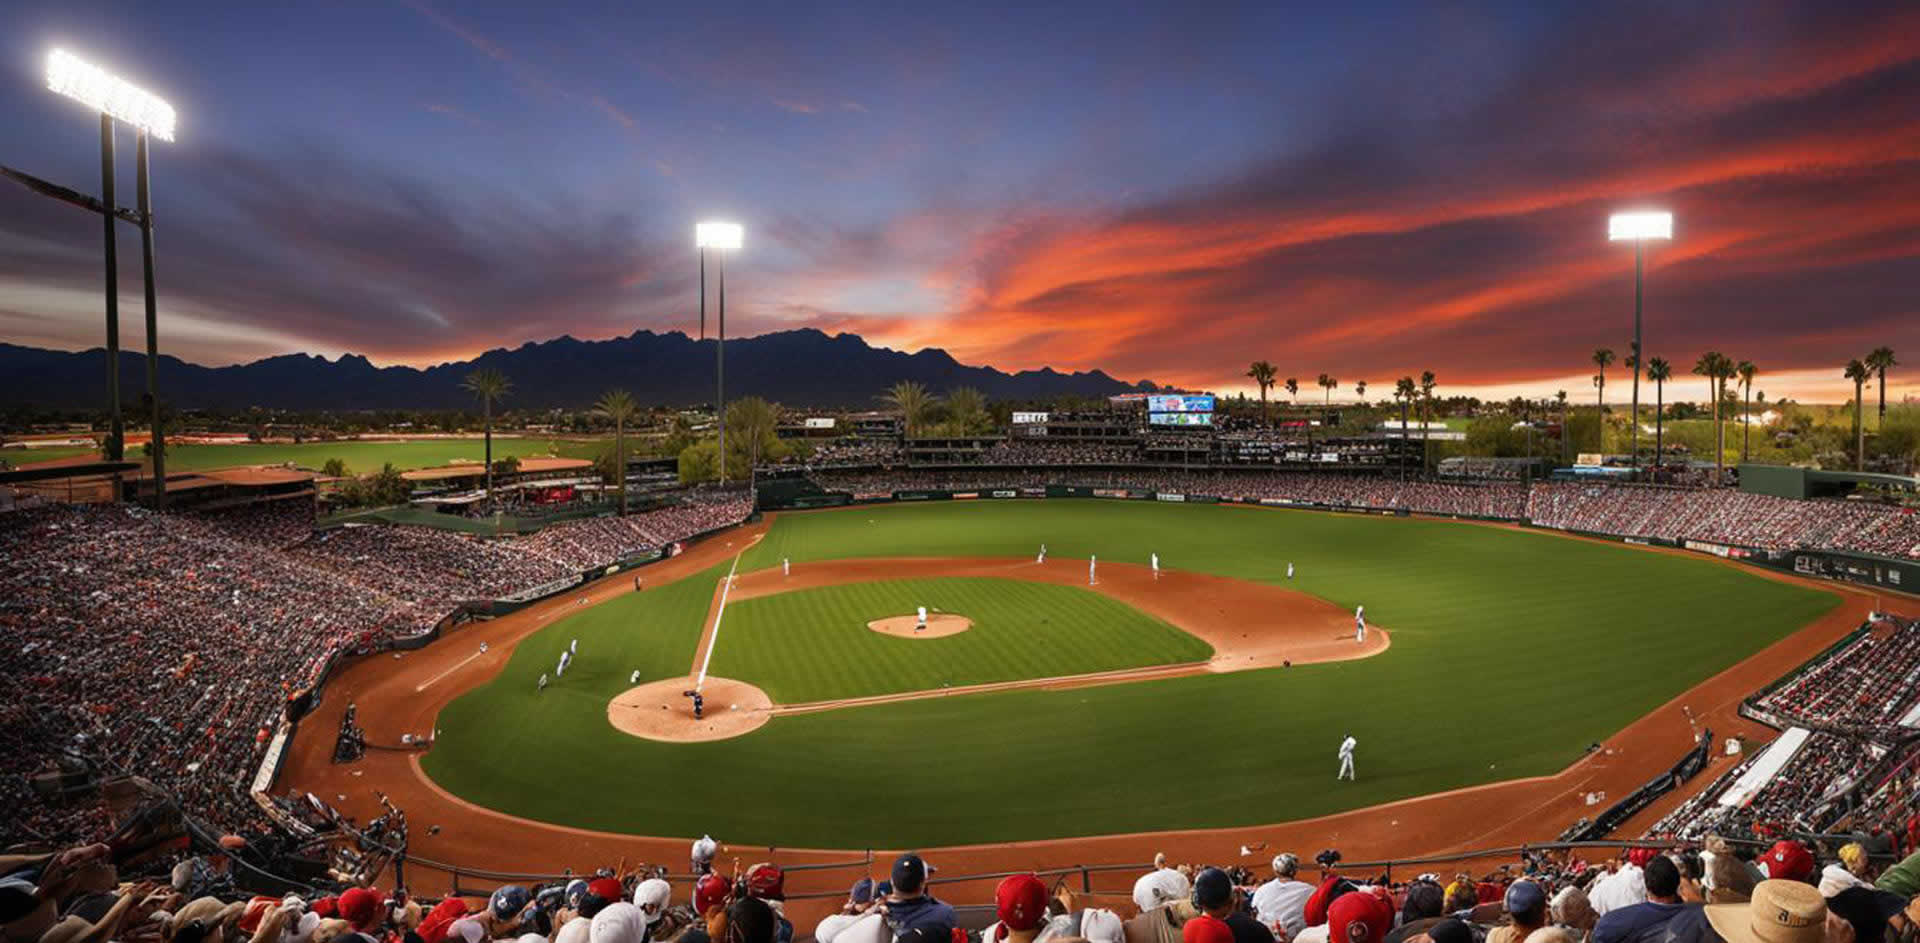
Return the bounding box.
[694,874,733,915]
[1193,868,1234,911]
[1181,915,1234,943]
[1823,887,1906,943]
[340,888,382,929]
[1401,882,1444,923]
[849,879,876,906]
[744,863,785,901]
[1303,875,1356,928]
[1759,842,1814,883]
[995,875,1049,931]
[1703,880,1826,943]
[892,854,933,894]
[1328,889,1393,943]
[565,880,590,909]
[1132,869,1190,915]
[1504,880,1546,919]
[1626,847,1658,869]
[1428,918,1473,943]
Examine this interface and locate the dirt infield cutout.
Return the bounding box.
[867,612,973,638]
[606,675,772,742]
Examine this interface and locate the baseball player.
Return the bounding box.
[1337,735,1357,780]
[1353,605,1366,644]
[538,673,549,692]
[1286,562,1294,580]
[783,557,790,576]
[1089,554,1097,585]
[478,641,488,653]
[557,650,572,677]
[1037,543,1046,563]
[692,691,705,719]
[634,575,643,591]
[630,669,640,684]
[569,638,578,654]
[1151,552,1160,578]
[916,605,928,632]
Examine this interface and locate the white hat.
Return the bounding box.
[1078,909,1126,943]
[555,917,592,943]
[590,903,647,943]
[632,880,671,924]
[692,835,717,860]
[1132,869,1191,915]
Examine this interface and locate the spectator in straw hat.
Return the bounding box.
[1701,880,1826,943]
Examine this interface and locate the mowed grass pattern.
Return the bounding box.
[707,578,1212,702]
[421,500,1841,847]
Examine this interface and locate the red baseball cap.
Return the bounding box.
[340,888,381,929]
[1329,888,1393,943]
[995,875,1049,932]
[694,874,733,915]
[1626,848,1659,869]
[1304,875,1355,928]
[745,863,785,902]
[1182,915,1234,943]
[587,878,624,902]
[1761,841,1814,882]
[312,897,340,919]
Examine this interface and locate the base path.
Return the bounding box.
[869,613,972,638]
[608,676,773,742]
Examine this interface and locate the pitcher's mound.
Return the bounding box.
[607,676,773,743]
[868,613,972,639]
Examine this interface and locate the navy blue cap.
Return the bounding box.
[892,854,932,894]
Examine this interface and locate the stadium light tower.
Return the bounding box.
[1608,210,1672,471]
[44,48,177,503]
[696,221,743,485]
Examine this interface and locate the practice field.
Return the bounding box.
[421,500,1840,847]
[707,578,1212,702]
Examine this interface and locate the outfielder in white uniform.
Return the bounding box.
[1354,605,1366,644]
[916,605,928,631]
[783,557,790,576]
[538,673,549,692]
[1287,562,1294,580]
[1089,554,1097,585]
[1337,735,1357,780]
[630,669,640,684]
[1151,553,1160,577]
[557,650,572,676]
[570,638,578,654]
[1037,544,1046,564]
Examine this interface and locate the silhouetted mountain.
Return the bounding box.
[0,330,1158,411]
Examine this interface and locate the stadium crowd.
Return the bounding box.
[0,494,752,843]
[1524,486,1920,559]
[1750,616,1920,732]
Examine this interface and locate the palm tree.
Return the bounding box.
[1645,357,1671,467]
[1246,361,1277,420]
[1865,347,1897,424]
[461,368,512,506]
[1354,380,1367,403]
[1555,390,1569,464]
[595,389,638,514]
[884,381,936,437]
[1419,370,1437,472]
[1318,373,1337,405]
[1395,376,1417,477]
[1736,361,1757,463]
[1591,348,1614,453]
[1284,377,1299,405]
[946,386,987,435]
[1845,358,1870,470]
[1692,352,1734,485]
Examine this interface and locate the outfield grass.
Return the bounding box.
[706,578,1212,702]
[422,500,1840,847]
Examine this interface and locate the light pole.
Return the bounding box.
[1608,210,1672,471]
[696,221,743,484]
[44,48,177,503]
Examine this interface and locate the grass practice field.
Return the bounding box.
[421,500,1840,847]
[5,437,606,473]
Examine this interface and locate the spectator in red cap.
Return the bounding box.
[1327,888,1393,943]
[1760,842,1815,884]
[1184,915,1235,943]
[1193,868,1274,943]
[982,875,1049,943]
[337,888,383,941]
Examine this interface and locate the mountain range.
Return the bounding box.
[0,329,1158,411]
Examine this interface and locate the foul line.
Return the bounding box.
[414,649,484,692]
[694,552,744,691]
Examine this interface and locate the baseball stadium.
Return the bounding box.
[6,7,1920,943]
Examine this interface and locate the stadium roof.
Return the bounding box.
[401,457,592,482]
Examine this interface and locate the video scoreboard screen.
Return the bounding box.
[1150,412,1214,427]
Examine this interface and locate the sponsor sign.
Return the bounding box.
[1011,411,1050,424]
[1575,452,1605,467]
[803,417,836,429]
[499,573,584,604]
[954,492,979,500]
[991,490,1018,498]
[1147,394,1216,412]
[1156,493,1187,503]
[1092,488,1134,499]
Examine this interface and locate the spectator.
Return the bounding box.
[1701,880,1826,943]
[1592,856,1686,943]
[1490,881,1550,943]
[1251,855,1314,940]
[1588,851,1654,916]
[1192,868,1273,943]
[1326,889,1393,943]
[880,855,953,939]
[1127,869,1194,943]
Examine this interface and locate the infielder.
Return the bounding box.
[1037,544,1047,564]
[538,673,549,692]
[1287,562,1294,580]
[1089,554,1097,585]
[1337,734,1357,780]
[1151,552,1160,577]
[783,557,790,576]
[916,605,928,632]
[569,638,578,654]
[557,650,572,676]
[1353,605,1366,644]
[630,669,640,684]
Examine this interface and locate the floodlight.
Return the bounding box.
[46,49,176,142]
[695,221,743,250]
[1608,211,1672,241]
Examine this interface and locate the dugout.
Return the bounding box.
[1739,464,1920,501]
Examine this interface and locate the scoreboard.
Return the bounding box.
[1148,394,1214,426]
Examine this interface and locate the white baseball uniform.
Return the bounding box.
[630,670,640,684]
[538,673,549,691]
[916,606,928,630]
[1338,736,1357,780]
[570,638,578,654]
[1354,606,1366,643]
[1151,553,1160,575]
[1089,555,1097,584]
[1286,563,1294,579]
[557,650,572,676]
[783,558,790,576]
[1038,544,1046,563]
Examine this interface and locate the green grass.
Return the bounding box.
[421,500,1841,847]
[8,438,610,474]
[706,578,1211,702]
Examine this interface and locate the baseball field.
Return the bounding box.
[413,499,1841,848]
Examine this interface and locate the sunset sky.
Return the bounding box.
[1,0,1915,403]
